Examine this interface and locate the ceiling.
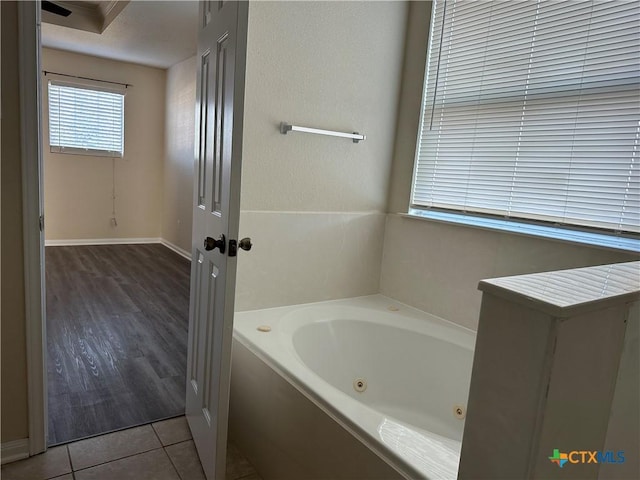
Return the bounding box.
[42,1,199,69]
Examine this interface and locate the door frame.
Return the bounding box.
[17,0,48,456]
[17,0,241,457]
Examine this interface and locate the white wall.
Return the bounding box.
[235,1,408,311]
[380,2,639,331]
[162,55,196,254]
[42,48,166,241]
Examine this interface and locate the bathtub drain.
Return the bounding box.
[353,378,367,393]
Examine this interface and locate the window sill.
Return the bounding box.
[50,146,123,158]
[404,208,640,254]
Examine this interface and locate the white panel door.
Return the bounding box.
[186,1,249,479]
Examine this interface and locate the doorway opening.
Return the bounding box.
[40,0,198,446]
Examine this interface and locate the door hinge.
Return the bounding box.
[39,215,44,231]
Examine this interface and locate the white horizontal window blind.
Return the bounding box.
[412,0,640,234]
[48,81,125,157]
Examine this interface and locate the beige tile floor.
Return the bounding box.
[1,417,262,480]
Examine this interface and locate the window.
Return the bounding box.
[48,81,125,157]
[412,0,640,235]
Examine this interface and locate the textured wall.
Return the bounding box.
[42,48,166,241]
[162,55,196,254]
[240,1,405,213]
[1,0,30,444]
[235,1,408,311]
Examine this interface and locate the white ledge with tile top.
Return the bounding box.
[459,262,640,480]
[477,261,640,318]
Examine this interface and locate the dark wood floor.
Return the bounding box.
[46,244,191,445]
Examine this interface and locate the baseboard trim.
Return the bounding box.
[159,239,192,261]
[43,237,193,261]
[1,439,30,465]
[45,237,162,246]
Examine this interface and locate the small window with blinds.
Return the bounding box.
[48,81,125,157]
[412,0,640,235]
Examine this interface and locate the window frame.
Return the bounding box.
[47,80,125,158]
[408,0,640,252]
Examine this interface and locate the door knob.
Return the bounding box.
[204,234,225,254]
[239,237,252,251]
[228,237,252,257]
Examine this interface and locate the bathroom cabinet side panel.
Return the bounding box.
[458,294,554,480]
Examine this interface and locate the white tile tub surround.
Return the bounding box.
[231,295,476,479]
[235,211,386,312]
[380,214,639,331]
[235,0,406,313]
[459,262,640,480]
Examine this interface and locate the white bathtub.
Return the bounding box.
[231,295,475,479]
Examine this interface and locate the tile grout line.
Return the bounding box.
[163,445,185,480]
[160,437,193,448]
[150,423,162,444]
[150,419,187,478]
[65,444,75,474]
[150,423,193,447]
[70,445,164,473]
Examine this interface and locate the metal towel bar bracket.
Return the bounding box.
[280,122,366,143]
